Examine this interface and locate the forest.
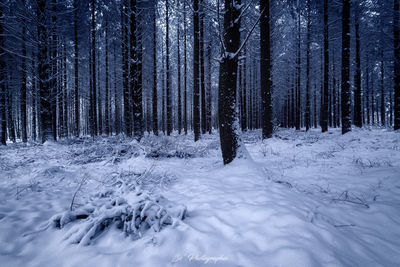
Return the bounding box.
[0,0,399,266]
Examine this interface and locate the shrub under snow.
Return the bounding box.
[50,180,186,246]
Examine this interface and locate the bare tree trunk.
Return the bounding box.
[114,43,121,135]
[51,0,58,140]
[322,0,329,132]
[200,1,206,134]
[105,17,110,136]
[184,1,188,135]
[122,0,131,136]
[218,0,241,164]
[73,0,80,137]
[296,5,301,131]
[395,0,400,129]
[90,0,97,136]
[0,4,5,145]
[206,39,212,134]
[193,0,200,141]
[63,42,68,137]
[32,56,37,141]
[341,0,351,134]
[153,3,158,136]
[354,6,362,128]
[38,0,52,143]
[165,0,172,136]
[132,1,143,140]
[260,0,273,138]
[305,0,311,131]
[21,0,27,142]
[177,0,182,134]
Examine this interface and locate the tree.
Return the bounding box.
[122,0,131,136]
[132,0,143,140]
[38,0,52,143]
[394,0,400,130]
[183,0,188,134]
[90,0,98,136]
[200,0,206,134]
[322,0,329,132]
[165,0,172,136]
[305,0,311,131]
[153,2,158,136]
[20,0,27,142]
[0,3,5,145]
[354,3,362,128]
[193,0,200,141]
[105,16,110,136]
[341,0,351,134]
[73,0,80,137]
[177,0,182,134]
[218,0,241,164]
[260,0,273,138]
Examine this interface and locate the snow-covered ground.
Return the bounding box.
[0,128,399,267]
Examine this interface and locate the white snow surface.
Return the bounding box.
[0,128,399,267]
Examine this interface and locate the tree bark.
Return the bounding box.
[218,0,241,164]
[38,0,52,143]
[395,0,400,130]
[0,4,5,145]
[322,0,329,132]
[193,0,200,141]
[165,0,172,136]
[73,0,80,137]
[341,0,351,134]
[153,4,158,136]
[260,0,273,138]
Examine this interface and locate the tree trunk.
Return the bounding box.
[38,0,52,143]
[296,6,301,131]
[51,0,58,140]
[395,0,400,129]
[0,4,5,145]
[73,0,80,137]
[218,0,241,165]
[153,4,158,136]
[200,1,206,134]
[122,0,131,136]
[132,1,143,140]
[206,39,212,134]
[260,0,273,138]
[114,43,121,135]
[184,1,188,135]
[305,0,311,131]
[193,0,200,141]
[354,7,362,127]
[165,0,172,136]
[21,0,27,142]
[105,16,110,136]
[322,0,329,132]
[341,0,351,134]
[90,0,97,136]
[177,0,182,134]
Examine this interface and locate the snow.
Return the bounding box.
[0,128,399,266]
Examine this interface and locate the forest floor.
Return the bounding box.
[0,128,399,267]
